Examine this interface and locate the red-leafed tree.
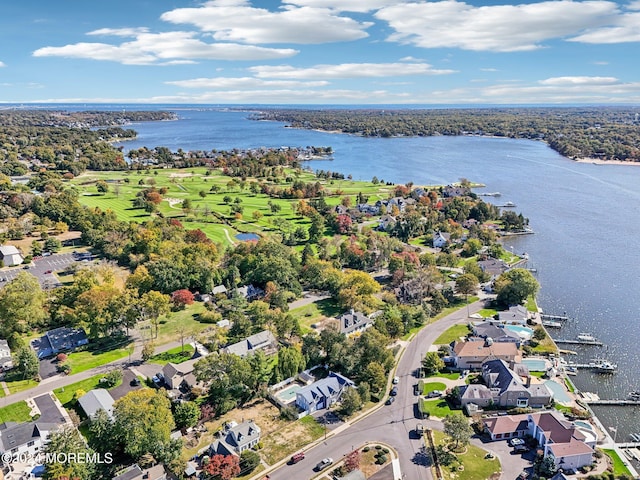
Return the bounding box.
[344,449,361,473]
[171,289,195,309]
[185,228,211,244]
[203,454,240,480]
[335,214,353,234]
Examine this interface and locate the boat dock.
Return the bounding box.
[542,321,563,328]
[583,399,640,406]
[540,313,569,322]
[555,338,604,346]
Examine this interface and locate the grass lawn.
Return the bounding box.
[424,371,460,381]
[432,430,501,480]
[564,377,576,393]
[53,373,113,407]
[3,370,39,395]
[525,295,538,312]
[420,381,447,395]
[0,401,33,423]
[477,308,498,318]
[531,334,558,355]
[602,448,632,477]
[434,324,471,345]
[289,298,342,333]
[149,344,195,364]
[66,342,133,375]
[419,398,457,419]
[145,302,211,345]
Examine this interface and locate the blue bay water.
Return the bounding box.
[113,107,640,438]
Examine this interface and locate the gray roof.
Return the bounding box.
[0,245,20,256]
[339,311,373,335]
[112,465,144,480]
[226,420,261,449]
[460,384,493,401]
[0,422,57,453]
[482,359,528,396]
[45,326,89,352]
[297,372,354,405]
[212,285,227,295]
[498,305,528,322]
[223,330,276,357]
[473,322,521,341]
[112,464,166,480]
[209,439,235,457]
[78,389,115,420]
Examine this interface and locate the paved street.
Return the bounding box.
[264,299,530,480]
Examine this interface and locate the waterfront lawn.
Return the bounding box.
[434,324,471,345]
[0,401,33,423]
[432,430,500,480]
[148,344,195,365]
[602,448,632,477]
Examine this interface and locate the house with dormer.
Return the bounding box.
[296,372,354,414]
[451,338,520,370]
[432,231,451,248]
[222,330,278,358]
[338,310,374,336]
[209,420,261,456]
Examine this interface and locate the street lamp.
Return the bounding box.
[609,426,618,443]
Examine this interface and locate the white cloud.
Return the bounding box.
[161,1,372,44]
[249,62,455,79]
[33,31,298,65]
[87,27,150,37]
[375,0,620,52]
[166,77,329,88]
[569,11,640,43]
[0,61,5,67]
[283,0,397,12]
[480,68,498,72]
[539,76,619,85]
[592,61,610,65]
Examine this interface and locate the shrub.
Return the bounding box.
[198,310,223,324]
[376,455,387,464]
[375,445,382,450]
[56,353,68,362]
[363,446,370,452]
[382,448,390,454]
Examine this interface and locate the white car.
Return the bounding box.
[315,458,333,471]
[392,376,399,384]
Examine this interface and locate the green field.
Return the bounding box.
[602,449,633,477]
[66,342,133,374]
[71,168,392,247]
[141,302,211,345]
[419,398,456,419]
[149,344,195,364]
[0,400,33,423]
[420,381,447,395]
[53,373,122,407]
[289,298,342,333]
[434,324,471,345]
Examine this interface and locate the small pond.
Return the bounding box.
[235,233,260,241]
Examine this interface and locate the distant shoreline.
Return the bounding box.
[573,157,640,166]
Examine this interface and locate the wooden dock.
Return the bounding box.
[583,399,640,406]
[540,313,569,321]
[555,338,603,346]
[542,321,563,328]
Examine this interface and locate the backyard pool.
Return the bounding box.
[544,380,571,403]
[274,383,302,406]
[521,358,549,372]
[504,324,534,339]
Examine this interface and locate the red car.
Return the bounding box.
[290,452,305,464]
[44,270,52,274]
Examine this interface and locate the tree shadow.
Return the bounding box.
[411,446,432,467]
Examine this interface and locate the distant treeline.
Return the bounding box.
[0,110,176,174]
[252,107,640,162]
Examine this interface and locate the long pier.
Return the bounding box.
[555,339,603,346]
[583,399,640,406]
[540,313,569,321]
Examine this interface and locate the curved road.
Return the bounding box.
[266,300,486,480]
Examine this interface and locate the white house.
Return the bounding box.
[0,245,24,266]
[295,372,354,414]
[432,231,451,248]
[209,420,261,456]
[78,388,115,420]
[0,339,13,370]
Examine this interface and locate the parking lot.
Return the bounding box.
[0,252,95,288]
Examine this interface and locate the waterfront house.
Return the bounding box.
[296,372,354,414]
[32,326,89,359]
[78,388,115,420]
[498,305,529,325]
[451,338,520,370]
[338,310,374,336]
[0,245,24,266]
[478,258,509,278]
[0,339,12,370]
[222,330,277,358]
[443,185,470,198]
[471,322,522,347]
[483,410,595,471]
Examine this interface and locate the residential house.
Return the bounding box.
[471,322,522,347]
[209,420,261,456]
[236,284,264,301]
[443,185,470,198]
[378,214,397,231]
[411,187,427,199]
[296,372,354,414]
[498,305,529,325]
[222,330,277,358]
[478,258,509,278]
[451,338,520,370]
[162,358,201,390]
[483,410,595,471]
[356,203,380,215]
[338,310,374,336]
[211,285,228,296]
[0,339,12,370]
[112,464,166,480]
[0,422,58,463]
[78,388,115,420]
[395,277,431,305]
[0,245,24,266]
[432,231,451,248]
[478,359,551,408]
[32,327,89,359]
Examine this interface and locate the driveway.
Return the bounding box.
[110,369,144,400]
[0,252,90,288]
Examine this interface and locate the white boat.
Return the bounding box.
[631,434,640,442]
[577,333,597,342]
[629,391,640,400]
[593,360,617,373]
[503,201,516,207]
[542,321,562,328]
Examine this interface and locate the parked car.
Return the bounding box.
[315,458,333,471]
[44,270,52,274]
[130,378,141,386]
[513,445,530,453]
[390,386,398,396]
[290,452,305,464]
[392,376,399,384]
[427,390,443,398]
[152,373,164,386]
[509,438,525,447]
[416,423,424,435]
[517,471,529,479]
[386,396,395,405]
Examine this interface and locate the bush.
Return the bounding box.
[198,310,223,324]
[101,369,123,388]
[363,446,370,452]
[56,353,68,362]
[375,445,382,450]
[376,455,387,464]
[280,405,299,421]
[382,448,390,454]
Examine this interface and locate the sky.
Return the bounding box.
[1,0,640,104]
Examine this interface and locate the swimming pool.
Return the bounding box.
[544,380,571,403]
[274,383,302,405]
[522,358,549,372]
[574,420,594,431]
[504,325,534,339]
